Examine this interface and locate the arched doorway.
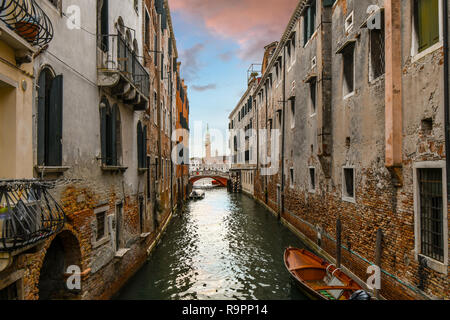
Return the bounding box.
[38,231,81,300]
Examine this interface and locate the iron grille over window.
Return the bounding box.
[418,168,444,262]
[0,0,54,46]
[0,180,65,252]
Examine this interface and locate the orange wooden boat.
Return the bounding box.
[284,247,365,300]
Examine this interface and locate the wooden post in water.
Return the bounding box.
[374,228,383,299]
[336,218,342,269]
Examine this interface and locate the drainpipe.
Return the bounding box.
[443,0,450,200]
[280,47,287,220]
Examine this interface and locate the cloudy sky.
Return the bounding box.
[169,0,298,157]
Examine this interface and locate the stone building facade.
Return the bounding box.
[238,0,449,300]
[229,76,259,195]
[0,0,188,300]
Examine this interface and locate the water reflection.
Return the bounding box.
[116,189,308,300]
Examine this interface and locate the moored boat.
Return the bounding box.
[284,247,369,300]
[189,190,205,200]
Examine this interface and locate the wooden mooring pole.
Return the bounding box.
[374,228,383,299]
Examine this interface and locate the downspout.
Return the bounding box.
[443,0,450,200]
[280,47,287,220]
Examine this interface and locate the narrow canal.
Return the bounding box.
[116,188,309,300]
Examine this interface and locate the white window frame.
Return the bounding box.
[342,45,356,100]
[290,98,296,129]
[345,11,354,33]
[413,161,448,274]
[92,205,111,248]
[290,167,295,188]
[411,0,444,62]
[342,166,356,203]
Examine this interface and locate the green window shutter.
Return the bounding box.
[100,103,108,165]
[111,105,118,166]
[143,125,148,168]
[137,121,143,168]
[417,0,440,52]
[37,72,47,166]
[309,1,316,39]
[48,75,63,166]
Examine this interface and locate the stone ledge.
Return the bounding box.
[114,248,131,259]
[35,166,70,174]
[140,232,151,239]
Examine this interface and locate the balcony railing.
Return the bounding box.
[0,0,53,46]
[98,34,150,98]
[0,180,65,252]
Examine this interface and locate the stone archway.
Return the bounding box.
[38,230,82,300]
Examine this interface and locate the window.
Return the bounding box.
[369,11,385,81]
[0,281,18,300]
[309,78,317,115]
[139,196,144,233]
[37,68,63,167]
[137,121,147,169]
[309,167,316,192]
[290,168,294,187]
[303,0,316,46]
[99,0,109,52]
[115,202,123,251]
[153,92,158,125]
[290,33,296,66]
[100,99,122,167]
[414,0,440,53]
[96,211,106,241]
[144,9,150,47]
[290,98,296,129]
[147,156,151,199]
[345,11,354,33]
[342,167,355,202]
[417,168,444,262]
[342,44,355,98]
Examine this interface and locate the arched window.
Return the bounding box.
[137,121,147,169]
[37,67,63,166]
[100,99,122,166]
[117,16,125,35]
[99,0,109,52]
[133,39,139,56]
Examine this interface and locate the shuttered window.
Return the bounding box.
[137,121,147,169]
[100,99,121,166]
[100,0,109,52]
[415,0,440,53]
[37,69,63,167]
[303,0,316,46]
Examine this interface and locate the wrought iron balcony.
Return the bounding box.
[98,34,149,111]
[0,0,54,46]
[0,180,65,252]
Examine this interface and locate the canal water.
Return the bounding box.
[116,188,309,300]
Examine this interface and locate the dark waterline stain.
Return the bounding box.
[115,189,308,300]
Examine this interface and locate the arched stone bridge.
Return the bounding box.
[189,170,230,187]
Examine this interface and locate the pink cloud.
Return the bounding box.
[170,0,298,61]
